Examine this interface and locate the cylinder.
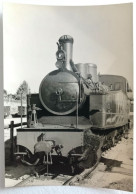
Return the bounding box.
[59,35,74,71]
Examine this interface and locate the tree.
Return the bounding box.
[4,89,7,95]
[16,81,29,100]
[4,89,8,101]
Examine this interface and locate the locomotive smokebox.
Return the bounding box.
[39,70,85,115]
[56,35,74,70]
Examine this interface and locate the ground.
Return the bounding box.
[76,128,133,192]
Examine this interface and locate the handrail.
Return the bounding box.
[9,122,27,128]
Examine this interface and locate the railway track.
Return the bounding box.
[15,161,100,187]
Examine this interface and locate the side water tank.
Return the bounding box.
[75,63,98,82]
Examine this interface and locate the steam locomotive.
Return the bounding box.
[15,35,131,172]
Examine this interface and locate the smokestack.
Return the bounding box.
[56,35,74,71]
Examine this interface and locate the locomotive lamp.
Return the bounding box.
[55,43,65,69]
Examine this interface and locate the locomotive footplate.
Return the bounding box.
[16,127,84,158]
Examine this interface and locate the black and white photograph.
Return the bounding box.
[3,2,133,192]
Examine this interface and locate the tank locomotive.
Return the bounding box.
[15,35,131,172]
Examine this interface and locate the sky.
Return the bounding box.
[3,3,133,94]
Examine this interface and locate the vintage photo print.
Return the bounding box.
[3,2,133,191]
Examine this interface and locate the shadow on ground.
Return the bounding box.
[100,157,122,171]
